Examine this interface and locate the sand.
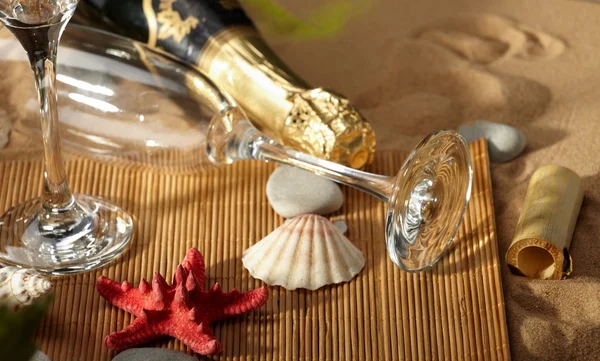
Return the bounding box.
[1,0,600,359]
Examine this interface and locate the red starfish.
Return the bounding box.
[96,248,269,355]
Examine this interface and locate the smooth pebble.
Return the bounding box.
[266,165,344,218]
[458,120,526,163]
[334,220,348,234]
[112,348,196,361]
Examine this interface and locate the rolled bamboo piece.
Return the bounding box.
[506,165,584,280]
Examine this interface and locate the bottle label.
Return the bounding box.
[142,0,252,63]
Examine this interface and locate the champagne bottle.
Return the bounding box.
[73,0,375,168]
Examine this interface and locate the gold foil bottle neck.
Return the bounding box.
[196,25,376,169]
[284,88,375,168]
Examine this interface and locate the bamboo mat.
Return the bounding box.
[0,139,509,361]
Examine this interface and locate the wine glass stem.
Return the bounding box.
[210,116,395,200]
[251,136,394,202]
[30,46,75,210]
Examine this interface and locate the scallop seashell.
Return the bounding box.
[242,214,365,290]
[0,267,53,311]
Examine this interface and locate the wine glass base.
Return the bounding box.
[0,195,133,275]
[386,130,473,272]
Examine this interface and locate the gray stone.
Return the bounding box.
[112,348,196,361]
[266,165,344,219]
[458,121,526,163]
[334,220,348,234]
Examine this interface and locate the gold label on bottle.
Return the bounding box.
[142,0,251,61]
[156,0,199,43]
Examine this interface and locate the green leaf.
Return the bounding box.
[242,0,370,39]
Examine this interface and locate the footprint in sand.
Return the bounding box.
[415,14,566,64]
[354,14,564,144]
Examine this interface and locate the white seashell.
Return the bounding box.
[0,267,53,311]
[242,214,365,290]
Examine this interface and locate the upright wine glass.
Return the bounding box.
[0,24,473,273]
[0,0,133,274]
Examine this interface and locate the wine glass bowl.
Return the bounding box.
[1,23,227,168]
[1,0,77,26]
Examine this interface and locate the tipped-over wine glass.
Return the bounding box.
[0,21,472,274]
